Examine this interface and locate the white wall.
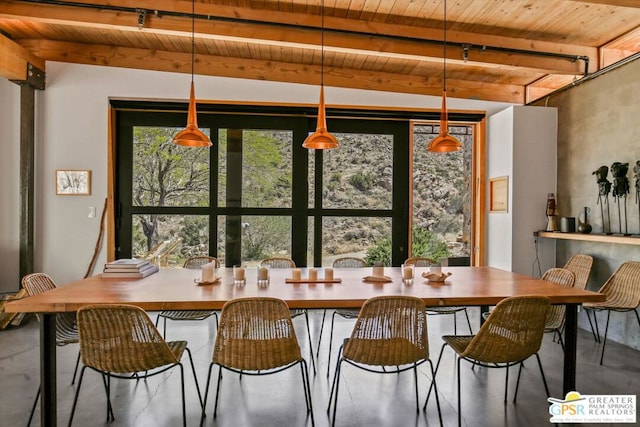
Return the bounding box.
[0,79,21,293]
[486,106,557,276]
[0,62,514,289]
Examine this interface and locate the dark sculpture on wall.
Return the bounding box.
[634,160,640,233]
[593,165,612,234]
[611,161,630,234]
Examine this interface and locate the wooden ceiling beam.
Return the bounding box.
[569,0,640,8]
[1,1,596,74]
[18,39,526,104]
[0,33,45,81]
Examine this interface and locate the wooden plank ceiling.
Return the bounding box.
[1,0,639,104]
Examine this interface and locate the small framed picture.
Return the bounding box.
[56,170,91,195]
[489,176,508,213]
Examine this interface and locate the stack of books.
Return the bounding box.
[102,258,159,278]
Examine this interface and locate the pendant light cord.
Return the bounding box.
[443,0,447,93]
[191,0,195,84]
[321,0,325,87]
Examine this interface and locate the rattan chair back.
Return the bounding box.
[78,304,180,373]
[563,254,593,290]
[404,257,437,267]
[22,273,78,344]
[183,256,220,269]
[260,257,296,268]
[332,257,366,268]
[343,295,428,366]
[542,268,575,330]
[213,297,302,371]
[461,296,550,364]
[596,261,640,309]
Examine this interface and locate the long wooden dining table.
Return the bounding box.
[6,265,604,426]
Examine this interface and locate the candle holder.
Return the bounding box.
[401,263,414,284]
[257,265,270,286]
[233,265,246,285]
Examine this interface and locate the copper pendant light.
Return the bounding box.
[303,0,338,150]
[427,0,462,153]
[173,0,211,148]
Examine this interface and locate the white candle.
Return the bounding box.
[430,265,442,274]
[202,262,216,282]
[292,268,302,280]
[324,268,334,280]
[308,268,318,280]
[258,267,269,280]
[234,266,245,280]
[373,265,384,277]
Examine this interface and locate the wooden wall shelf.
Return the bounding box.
[536,231,640,246]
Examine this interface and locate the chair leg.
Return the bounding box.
[316,309,327,358]
[504,364,509,403]
[300,360,315,426]
[200,363,215,426]
[426,359,444,427]
[599,310,612,365]
[185,348,203,409]
[556,329,565,351]
[330,360,344,427]
[593,310,602,343]
[67,366,88,427]
[535,353,550,398]
[463,309,473,334]
[585,309,600,342]
[424,344,448,410]
[453,312,458,334]
[178,364,186,427]
[102,374,114,422]
[326,312,338,378]
[327,344,344,414]
[303,311,316,375]
[413,364,419,412]
[71,351,81,385]
[513,362,524,403]
[213,367,223,418]
[27,386,40,427]
[457,357,462,427]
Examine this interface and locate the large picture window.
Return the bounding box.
[113,102,483,268]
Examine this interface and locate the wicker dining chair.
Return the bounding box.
[259,257,316,374]
[582,261,640,365]
[329,295,442,427]
[68,304,202,427]
[563,254,598,340]
[200,297,314,424]
[428,295,551,427]
[404,257,473,334]
[318,256,367,377]
[22,273,80,427]
[541,268,576,349]
[155,256,221,337]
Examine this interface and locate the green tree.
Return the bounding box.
[132,127,210,251]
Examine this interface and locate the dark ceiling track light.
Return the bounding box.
[427,0,462,153]
[173,0,212,148]
[303,0,339,150]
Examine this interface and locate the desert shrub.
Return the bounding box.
[349,171,376,192]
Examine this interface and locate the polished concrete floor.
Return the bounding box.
[1,307,639,426]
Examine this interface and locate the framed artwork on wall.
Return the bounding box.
[489,176,508,213]
[56,169,91,195]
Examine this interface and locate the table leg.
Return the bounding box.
[563,304,578,395]
[41,313,57,426]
